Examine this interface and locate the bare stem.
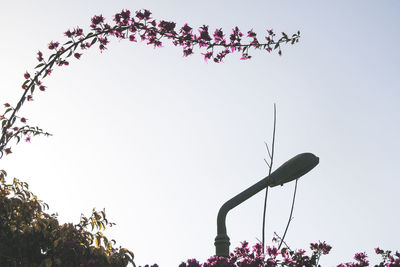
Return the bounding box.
[262,103,276,252]
[273,231,293,252]
[264,141,272,159]
[278,178,298,250]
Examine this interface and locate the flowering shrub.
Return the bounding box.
[172,241,399,267]
[0,9,300,158]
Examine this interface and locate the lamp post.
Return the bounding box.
[214,152,319,257]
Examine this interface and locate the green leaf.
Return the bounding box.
[95,235,100,247]
[91,37,98,45]
[35,63,45,69]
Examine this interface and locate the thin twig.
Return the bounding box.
[262,187,269,253]
[278,178,298,250]
[273,232,293,252]
[263,158,271,168]
[270,103,276,169]
[264,141,272,159]
[262,103,276,253]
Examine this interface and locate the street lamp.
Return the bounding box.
[214,152,319,257]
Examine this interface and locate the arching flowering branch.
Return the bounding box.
[0,9,300,157]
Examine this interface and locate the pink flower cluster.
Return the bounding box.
[310,241,332,255]
[86,9,298,61]
[139,242,399,267]
[337,248,400,267]
[0,9,299,157]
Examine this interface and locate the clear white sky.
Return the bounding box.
[1,0,399,266]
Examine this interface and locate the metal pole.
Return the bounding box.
[214,153,319,257]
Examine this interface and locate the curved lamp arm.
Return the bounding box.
[214,152,319,257]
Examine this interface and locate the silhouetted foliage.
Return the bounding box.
[0,171,134,267]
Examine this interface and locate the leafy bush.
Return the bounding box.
[0,171,134,267]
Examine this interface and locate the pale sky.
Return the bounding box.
[1,1,399,266]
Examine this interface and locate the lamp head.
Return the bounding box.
[268,153,319,187]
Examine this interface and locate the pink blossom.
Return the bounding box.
[202,52,213,62]
[48,41,59,50]
[37,51,43,61]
